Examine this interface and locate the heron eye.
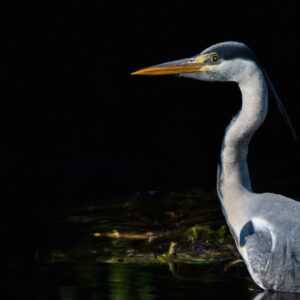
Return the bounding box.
[210,54,220,63]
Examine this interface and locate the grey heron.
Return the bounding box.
[132,41,300,292]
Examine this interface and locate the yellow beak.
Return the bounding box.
[131,55,207,76]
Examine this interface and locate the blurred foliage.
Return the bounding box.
[45,188,242,271]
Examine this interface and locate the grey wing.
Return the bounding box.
[243,218,300,292]
[246,230,272,276]
[239,219,274,290]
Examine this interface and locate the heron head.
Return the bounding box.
[132,41,297,139]
[132,41,258,83]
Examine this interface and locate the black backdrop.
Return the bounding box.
[2,1,300,277]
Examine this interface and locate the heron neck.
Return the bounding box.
[218,66,268,198]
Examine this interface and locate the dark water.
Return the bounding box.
[31,189,300,300]
[35,261,300,300]
[37,262,252,299]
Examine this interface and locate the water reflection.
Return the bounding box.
[253,292,300,300]
[38,262,253,300]
[108,264,154,300]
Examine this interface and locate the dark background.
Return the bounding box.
[2,1,300,277]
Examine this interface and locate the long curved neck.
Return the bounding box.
[218,64,268,200]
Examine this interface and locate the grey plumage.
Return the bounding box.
[132,41,300,292]
[241,193,300,291]
[253,291,300,300]
[211,42,300,292]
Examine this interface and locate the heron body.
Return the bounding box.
[132,41,300,292]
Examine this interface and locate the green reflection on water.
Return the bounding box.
[109,264,130,300]
[41,262,252,300]
[108,264,154,300]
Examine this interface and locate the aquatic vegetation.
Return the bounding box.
[47,188,241,271]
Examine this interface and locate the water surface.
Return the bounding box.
[33,189,299,300]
